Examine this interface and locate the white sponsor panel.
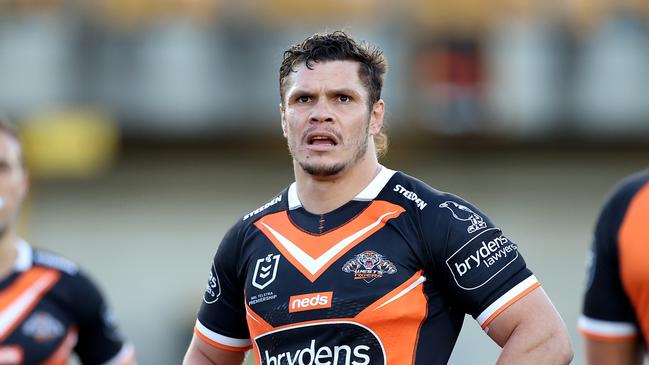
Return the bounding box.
[445,228,519,290]
[255,321,385,365]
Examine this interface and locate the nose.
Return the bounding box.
[309,99,334,124]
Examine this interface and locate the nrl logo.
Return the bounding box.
[439,201,487,234]
[252,254,280,290]
[342,250,397,283]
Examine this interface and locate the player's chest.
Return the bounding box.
[0,294,76,365]
[242,225,425,325]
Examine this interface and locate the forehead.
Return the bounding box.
[285,60,366,96]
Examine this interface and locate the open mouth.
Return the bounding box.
[307,133,338,146]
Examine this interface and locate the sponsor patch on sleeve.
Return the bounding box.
[445,228,519,290]
[203,263,222,304]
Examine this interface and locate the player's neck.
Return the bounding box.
[294,155,381,215]
[0,230,19,280]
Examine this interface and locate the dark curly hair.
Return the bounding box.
[279,31,389,156]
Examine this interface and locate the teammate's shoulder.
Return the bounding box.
[32,248,79,275]
[239,187,288,224]
[612,169,649,198]
[601,169,649,211]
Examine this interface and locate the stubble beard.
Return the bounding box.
[292,122,370,178]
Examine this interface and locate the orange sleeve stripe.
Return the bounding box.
[481,282,541,330]
[579,329,638,343]
[194,327,251,352]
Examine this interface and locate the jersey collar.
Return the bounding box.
[14,239,33,272]
[288,165,397,210]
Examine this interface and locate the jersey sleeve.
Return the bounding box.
[70,271,135,365]
[426,195,537,331]
[578,183,639,342]
[195,222,252,352]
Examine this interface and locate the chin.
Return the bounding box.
[300,161,347,177]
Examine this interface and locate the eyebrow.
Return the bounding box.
[288,87,362,98]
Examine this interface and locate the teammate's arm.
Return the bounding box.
[584,338,643,365]
[486,287,573,364]
[183,334,245,365]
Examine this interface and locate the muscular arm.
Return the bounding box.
[183,334,246,365]
[487,287,573,365]
[584,338,643,365]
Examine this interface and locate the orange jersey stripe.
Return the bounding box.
[255,200,405,282]
[0,267,61,341]
[355,271,428,364]
[360,270,425,314]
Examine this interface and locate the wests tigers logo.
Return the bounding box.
[342,251,397,283]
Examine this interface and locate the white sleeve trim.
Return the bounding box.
[476,275,539,327]
[101,343,135,365]
[578,315,638,337]
[195,319,252,348]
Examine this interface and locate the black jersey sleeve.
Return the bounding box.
[578,176,644,340]
[195,222,252,351]
[425,194,536,329]
[70,271,134,365]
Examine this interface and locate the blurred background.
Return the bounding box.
[1,0,649,363]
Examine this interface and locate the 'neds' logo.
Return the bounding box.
[446,228,519,290]
[289,292,333,313]
[255,322,385,365]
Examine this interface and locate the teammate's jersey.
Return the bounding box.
[0,240,135,365]
[579,169,649,345]
[195,167,539,364]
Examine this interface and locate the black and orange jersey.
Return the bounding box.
[0,240,135,365]
[579,169,649,345]
[195,167,539,364]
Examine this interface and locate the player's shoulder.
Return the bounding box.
[232,186,289,231]
[380,169,468,212]
[31,246,80,276]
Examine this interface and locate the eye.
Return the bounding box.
[338,95,352,103]
[296,95,312,103]
[0,161,11,173]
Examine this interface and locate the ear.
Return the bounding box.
[369,99,385,135]
[279,103,288,138]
